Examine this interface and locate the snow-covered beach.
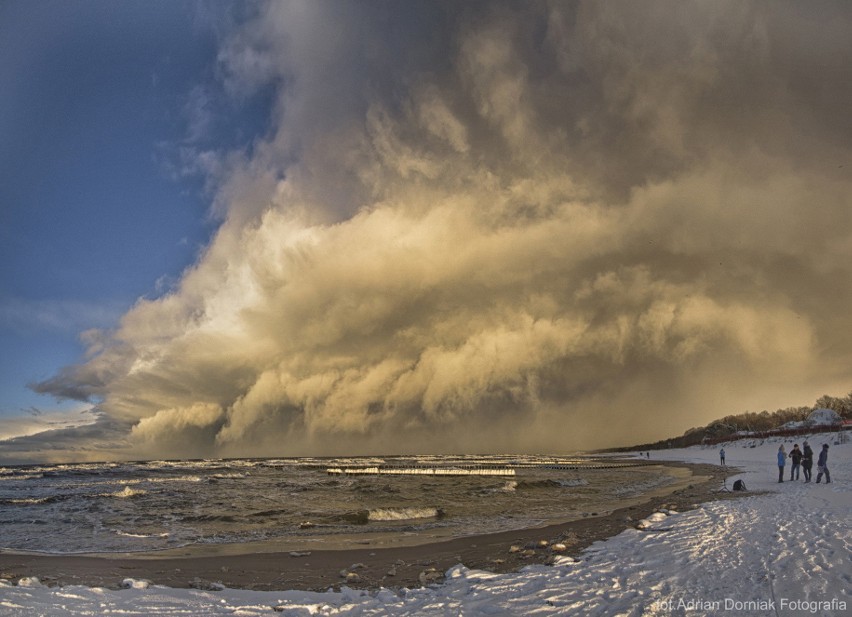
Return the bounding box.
[1,431,848,616]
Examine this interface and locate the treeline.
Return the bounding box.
[609,391,852,452]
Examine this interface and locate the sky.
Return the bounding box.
[1,1,851,463]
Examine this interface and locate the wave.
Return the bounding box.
[368,507,444,522]
[99,475,202,486]
[512,478,589,490]
[114,530,170,539]
[353,481,401,494]
[612,476,671,497]
[181,513,238,523]
[41,465,118,478]
[0,471,44,481]
[4,485,150,505]
[107,486,147,498]
[558,478,589,487]
[246,508,290,518]
[145,474,203,484]
[0,496,60,505]
[339,510,371,525]
[275,482,310,492]
[337,507,444,525]
[514,479,564,489]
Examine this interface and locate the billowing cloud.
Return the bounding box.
[17,1,852,460]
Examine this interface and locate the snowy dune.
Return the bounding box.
[1,431,848,616]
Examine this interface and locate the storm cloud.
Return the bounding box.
[24,1,852,459]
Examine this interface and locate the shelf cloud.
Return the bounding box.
[20,1,852,461]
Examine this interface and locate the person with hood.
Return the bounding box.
[801,441,814,482]
[720,448,726,466]
[788,444,802,481]
[777,445,786,483]
[815,444,831,484]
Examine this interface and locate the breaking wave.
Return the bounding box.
[338,507,445,525]
[368,507,444,522]
[108,486,147,498]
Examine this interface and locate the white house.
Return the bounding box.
[806,408,842,426]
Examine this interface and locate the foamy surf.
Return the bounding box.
[108,486,147,498]
[0,454,674,554]
[368,507,443,522]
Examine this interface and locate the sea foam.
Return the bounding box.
[368,507,443,521]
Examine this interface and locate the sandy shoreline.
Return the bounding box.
[0,462,741,592]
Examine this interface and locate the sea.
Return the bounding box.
[0,455,683,555]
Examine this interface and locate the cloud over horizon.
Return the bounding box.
[14,1,852,462]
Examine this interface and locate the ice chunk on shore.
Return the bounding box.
[120,579,151,589]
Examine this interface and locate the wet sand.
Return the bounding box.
[0,463,744,592]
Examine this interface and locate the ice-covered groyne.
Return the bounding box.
[326,466,516,476]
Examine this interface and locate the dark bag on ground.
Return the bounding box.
[732,479,746,491]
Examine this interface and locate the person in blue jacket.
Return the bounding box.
[815,444,831,484]
[777,445,786,483]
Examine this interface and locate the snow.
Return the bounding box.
[1,431,849,616]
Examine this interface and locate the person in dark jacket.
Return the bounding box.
[815,444,831,484]
[777,445,786,483]
[788,444,802,481]
[801,441,814,482]
[719,448,726,466]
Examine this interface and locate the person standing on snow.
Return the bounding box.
[777,445,786,483]
[815,444,831,484]
[788,444,802,481]
[801,441,814,482]
[719,448,726,466]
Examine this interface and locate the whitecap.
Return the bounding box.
[109,486,146,498]
[368,507,442,522]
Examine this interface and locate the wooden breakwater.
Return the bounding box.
[324,460,654,476]
[326,466,516,476]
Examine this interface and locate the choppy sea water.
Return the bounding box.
[0,455,679,554]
